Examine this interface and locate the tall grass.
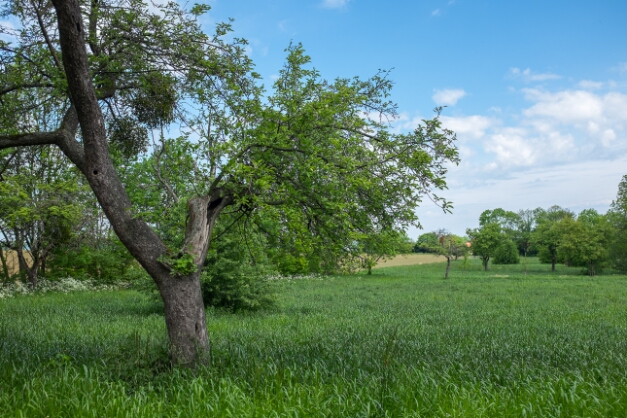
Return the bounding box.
[1,258,626,417]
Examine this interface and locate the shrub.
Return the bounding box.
[493,239,520,265]
[201,229,276,311]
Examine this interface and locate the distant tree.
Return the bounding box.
[608,175,627,272]
[559,210,611,276]
[414,232,439,253]
[418,229,467,278]
[357,229,413,275]
[532,212,576,271]
[514,209,536,257]
[467,223,502,271]
[492,239,520,265]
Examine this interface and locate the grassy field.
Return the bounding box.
[1,258,627,417]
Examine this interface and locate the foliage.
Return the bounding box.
[200,218,276,311]
[466,223,502,271]
[558,209,611,276]
[414,232,439,253]
[0,0,459,363]
[46,236,135,283]
[353,229,414,275]
[608,175,627,272]
[532,208,576,271]
[492,239,520,264]
[0,147,85,285]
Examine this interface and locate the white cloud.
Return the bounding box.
[432,9,441,16]
[522,89,627,139]
[321,0,349,9]
[509,67,561,82]
[432,89,466,106]
[440,115,493,140]
[523,89,604,123]
[484,128,575,168]
[578,80,604,90]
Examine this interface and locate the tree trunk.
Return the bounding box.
[445,257,451,279]
[483,257,489,271]
[17,249,41,289]
[0,246,9,282]
[156,270,209,365]
[551,257,556,272]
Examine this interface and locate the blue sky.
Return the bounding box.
[199,0,627,237]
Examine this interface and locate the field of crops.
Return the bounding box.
[1,258,627,417]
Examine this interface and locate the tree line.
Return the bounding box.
[416,174,627,276]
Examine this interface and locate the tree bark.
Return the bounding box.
[157,270,209,364]
[445,257,451,279]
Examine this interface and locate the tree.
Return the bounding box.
[0,0,458,364]
[0,147,83,286]
[356,229,414,275]
[467,223,502,271]
[532,206,575,271]
[418,230,467,279]
[558,210,610,276]
[414,232,439,253]
[608,175,627,272]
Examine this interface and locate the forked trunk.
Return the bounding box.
[51,0,230,366]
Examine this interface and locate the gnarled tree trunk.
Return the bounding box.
[50,0,232,366]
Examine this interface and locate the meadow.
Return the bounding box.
[1,258,627,417]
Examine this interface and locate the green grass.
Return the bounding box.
[1,258,627,417]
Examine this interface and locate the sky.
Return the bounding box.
[200,0,627,238]
[4,0,627,238]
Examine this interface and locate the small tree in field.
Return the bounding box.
[467,223,502,271]
[0,0,458,364]
[417,229,466,278]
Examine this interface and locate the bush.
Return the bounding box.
[201,227,276,311]
[200,270,275,312]
[493,240,520,265]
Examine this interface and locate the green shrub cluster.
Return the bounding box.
[492,239,520,264]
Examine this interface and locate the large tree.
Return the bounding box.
[0,0,458,364]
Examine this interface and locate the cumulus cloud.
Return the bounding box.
[432,89,466,106]
[509,67,561,82]
[485,128,575,168]
[522,89,604,122]
[523,89,627,143]
[321,0,349,9]
[440,115,493,140]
